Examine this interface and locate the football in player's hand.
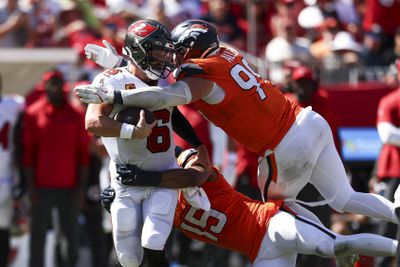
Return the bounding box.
[115,107,156,125]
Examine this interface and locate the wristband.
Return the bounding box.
[135,169,162,186]
[120,123,135,139]
[114,90,123,104]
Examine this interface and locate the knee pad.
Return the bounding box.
[112,206,137,233]
[142,190,177,249]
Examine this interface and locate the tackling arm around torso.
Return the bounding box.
[151,146,215,188]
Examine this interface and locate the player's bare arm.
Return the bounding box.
[117,146,212,188]
[159,146,213,188]
[85,103,155,139]
[159,165,209,188]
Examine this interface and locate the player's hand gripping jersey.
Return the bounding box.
[174,167,282,262]
[175,47,302,155]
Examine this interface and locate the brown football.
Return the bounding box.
[115,107,156,125]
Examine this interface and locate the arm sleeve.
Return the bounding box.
[377,122,400,146]
[119,81,192,111]
[376,93,400,146]
[172,107,202,148]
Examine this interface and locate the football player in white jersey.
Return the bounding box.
[0,72,24,267]
[84,19,210,267]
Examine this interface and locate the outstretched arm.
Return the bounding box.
[81,40,214,109]
[75,77,214,111]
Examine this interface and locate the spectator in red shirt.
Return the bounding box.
[363,0,400,46]
[21,70,90,267]
[375,58,400,267]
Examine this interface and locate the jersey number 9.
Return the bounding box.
[230,58,267,101]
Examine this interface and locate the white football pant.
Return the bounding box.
[254,210,397,267]
[258,107,398,223]
[110,183,178,267]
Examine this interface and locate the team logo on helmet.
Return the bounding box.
[177,27,208,43]
[128,22,157,38]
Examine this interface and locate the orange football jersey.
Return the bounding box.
[175,47,302,155]
[174,168,283,262]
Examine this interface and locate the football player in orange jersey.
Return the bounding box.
[101,147,398,267]
[76,19,400,226]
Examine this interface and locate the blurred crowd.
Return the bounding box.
[0,0,400,82]
[1,0,400,83]
[1,0,400,267]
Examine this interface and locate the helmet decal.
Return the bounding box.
[128,22,157,38]
[178,26,208,43]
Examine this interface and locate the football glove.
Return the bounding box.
[116,164,162,187]
[85,40,122,69]
[74,84,115,104]
[100,185,115,213]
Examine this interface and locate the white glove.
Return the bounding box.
[74,84,115,104]
[182,187,211,211]
[85,40,123,69]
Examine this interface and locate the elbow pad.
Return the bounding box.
[120,81,192,111]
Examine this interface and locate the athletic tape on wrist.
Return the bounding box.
[120,123,135,139]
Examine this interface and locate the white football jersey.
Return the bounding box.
[92,67,178,178]
[0,94,24,179]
